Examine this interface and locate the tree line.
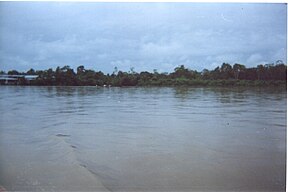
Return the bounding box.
[1,61,286,87]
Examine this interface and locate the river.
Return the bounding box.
[0,86,286,191]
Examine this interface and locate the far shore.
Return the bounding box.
[1,79,287,88]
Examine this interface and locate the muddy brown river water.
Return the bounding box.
[0,86,286,191]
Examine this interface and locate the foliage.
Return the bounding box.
[1,61,287,87]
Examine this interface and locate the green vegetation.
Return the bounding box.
[1,61,287,87]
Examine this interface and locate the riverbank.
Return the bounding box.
[1,79,287,88]
[137,79,287,87]
[1,63,286,86]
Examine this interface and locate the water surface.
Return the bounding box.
[0,86,286,191]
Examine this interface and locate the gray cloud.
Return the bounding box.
[0,2,286,73]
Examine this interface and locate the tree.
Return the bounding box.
[65,67,77,85]
[210,66,221,80]
[94,71,106,86]
[220,63,233,79]
[138,71,153,85]
[245,68,258,80]
[129,67,136,74]
[233,63,246,80]
[113,67,118,75]
[256,64,265,80]
[172,65,191,78]
[27,68,36,75]
[83,70,97,85]
[276,60,284,65]
[44,68,55,85]
[8,70,20,75]
[270,63,287,80]
[2,62,287,86]
[54,65,77,85]
[77,65,85,75]
[201,69,210,80]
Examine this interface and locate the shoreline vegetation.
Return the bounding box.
[1,62,287,87]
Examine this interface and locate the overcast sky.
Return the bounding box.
[0,2,286,73]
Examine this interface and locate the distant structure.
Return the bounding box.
[0,75,38,85]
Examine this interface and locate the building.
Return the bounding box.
[0,75,38,85]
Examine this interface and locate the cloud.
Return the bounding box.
[0,2,286,73]
[110,59,133,70]
[246,53,266,66]
[221,13,233,23]
[140,41,182,58]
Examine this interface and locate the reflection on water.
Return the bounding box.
[0,86,286,191]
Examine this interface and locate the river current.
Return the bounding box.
[0,86,286,191]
